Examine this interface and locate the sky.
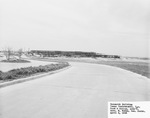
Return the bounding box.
[0,0,150,57]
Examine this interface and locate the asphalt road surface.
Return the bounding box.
[0,62,150,118]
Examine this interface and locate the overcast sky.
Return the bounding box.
[0,0,150,57]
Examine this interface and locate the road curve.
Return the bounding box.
[0,62,150,118]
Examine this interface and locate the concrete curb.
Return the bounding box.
[0,65,71,88]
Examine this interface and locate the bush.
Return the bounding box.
[0,71,3,80]
[0,62,69,81]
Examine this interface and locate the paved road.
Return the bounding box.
[0,62,150,118]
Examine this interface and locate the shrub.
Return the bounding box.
[0,71,3,80]
[0,62,69,81]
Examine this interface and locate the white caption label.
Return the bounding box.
[108,101,150,118]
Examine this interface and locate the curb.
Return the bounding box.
[0,66,71,88]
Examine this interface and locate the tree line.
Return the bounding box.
[30,50,121,59]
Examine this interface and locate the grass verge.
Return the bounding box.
[95,61,149,78]
[1,59,30,63]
